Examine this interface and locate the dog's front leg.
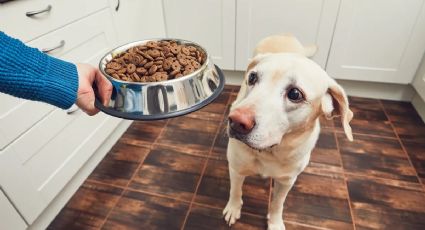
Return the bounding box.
[268,178,296,230]
[223,166,245,226]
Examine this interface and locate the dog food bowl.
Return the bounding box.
[95,39,225,120]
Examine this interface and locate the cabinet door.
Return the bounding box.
[326,0,425,84]
[162,0,236,70]
[108,0,165,44]
[235,0,340,70]
[0,0,109,42]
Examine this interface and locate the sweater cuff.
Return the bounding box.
[38,57,78,109]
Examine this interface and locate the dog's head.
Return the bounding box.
[228,35,353,150]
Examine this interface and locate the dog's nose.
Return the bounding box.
[228,108,256,135]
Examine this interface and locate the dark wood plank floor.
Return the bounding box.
[48,85,425,230]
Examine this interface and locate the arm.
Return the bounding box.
[0,32,112,115]
[0,31,78,109]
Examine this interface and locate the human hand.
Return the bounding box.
[75,63,112,116]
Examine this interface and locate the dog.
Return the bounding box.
[223,34,353,230]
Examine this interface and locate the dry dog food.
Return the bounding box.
[105,40,206,82]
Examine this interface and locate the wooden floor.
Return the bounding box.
[49,85,425,230]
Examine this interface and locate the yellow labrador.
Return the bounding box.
[223,34,353,230]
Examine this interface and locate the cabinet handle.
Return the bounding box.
[66,105,80,115]
[115,0,120,11]
[42,40,65,53]
[26,5,52,17]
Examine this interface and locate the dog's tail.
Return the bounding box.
[303,44,318,58]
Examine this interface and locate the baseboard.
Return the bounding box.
[28,120,133,230]
[412,93,425,123]
[337,79,415,101]
[222,70,415,101]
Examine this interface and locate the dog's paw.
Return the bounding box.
[268,217,285,230]
[222,201,242,226]
[267,222,286,230]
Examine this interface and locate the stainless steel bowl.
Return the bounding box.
[95,39,225,120]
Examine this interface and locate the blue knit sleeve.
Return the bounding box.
[0,31,78,109]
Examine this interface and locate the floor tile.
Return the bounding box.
[381,100,424,125]
[285,221,330,230]
[48,182,123,230]
[102,190,189,230]
[119,120,167,147]
[335,97,395,138]
[197,91,230,115]
[194,158,271,216]
[210,122,229,161]
[225,93,238,116]
[338,133,419,183]
[156,115,220,154]
[308,130,342,174]
[335,119,396,138]
[402,140,425,184]
[319,115,334,129]
[347,175,425,229]
[128,145,207,201]
[393,121,425,143]
[349,97,388,120]
[88,142,150,186]
[283,172,353,230]
[184,204,267,230]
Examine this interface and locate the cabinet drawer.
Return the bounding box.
[0,0,109,42]
[0,8,117,150]
[0,96,54,150]
[27,8,118,65]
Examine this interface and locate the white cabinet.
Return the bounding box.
[326,0,425,84]
[0,9,122,224]
[0,189,27,230]
[109,0,166,45]
[162,0,236,70]
[235,0,340,70]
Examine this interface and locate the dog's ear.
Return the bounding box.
[321,79,353,141]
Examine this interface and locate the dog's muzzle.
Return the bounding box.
[228,107,256,135]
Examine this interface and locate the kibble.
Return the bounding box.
[105,40,205,82]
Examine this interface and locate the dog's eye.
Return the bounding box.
[287,88,304,102]
[248,72,258,86]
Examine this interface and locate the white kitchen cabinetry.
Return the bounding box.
[0,6,123,226]
[162,0,236,70]
[109,0,166,45]
[326,0,425,84]
[235,0,340,70]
